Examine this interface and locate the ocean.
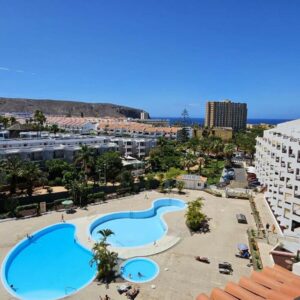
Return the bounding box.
[152,117,293,126]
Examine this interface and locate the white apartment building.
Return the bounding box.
[255,119,300,236]
[0,135,156,162]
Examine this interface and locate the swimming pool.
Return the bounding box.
[90,198,186,247]
[120,258,159,283]
[1,223,96,300]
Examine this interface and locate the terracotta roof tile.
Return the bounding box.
[196,265,300,300]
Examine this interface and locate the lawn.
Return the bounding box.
[201,158,225,185]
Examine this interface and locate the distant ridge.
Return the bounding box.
[0,97,147,118]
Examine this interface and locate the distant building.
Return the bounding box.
[255,119,300,236]
[7,123,38,138]
[178,174,207,190]
[193,127,233,141]
[247,123,275,130]
[135,119,170,127]
[0,130,9,140]
[140,111,150,120]
[0,135,156,162]
[205,100,247,131]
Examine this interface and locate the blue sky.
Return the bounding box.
[0,0,300,118]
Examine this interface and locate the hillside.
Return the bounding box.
[0,97,147,119]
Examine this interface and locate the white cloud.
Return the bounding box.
[0,66,36,75]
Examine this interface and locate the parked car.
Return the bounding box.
[236,214,248,224]
[249,181,260,186]
[248,179,259,184]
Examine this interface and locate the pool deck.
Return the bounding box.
[69,209,183,259]
[0,189,260,300]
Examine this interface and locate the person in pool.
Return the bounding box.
[10,284,16,291]
[137,272,143,278]
[129,273,132,279]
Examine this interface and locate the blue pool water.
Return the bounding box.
[90,198,186,247]
[2,223,96,300]
[120,258,159,283]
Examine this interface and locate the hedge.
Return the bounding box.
[15,203,39,214]
[15,203,39,218]
[87,192,105,203]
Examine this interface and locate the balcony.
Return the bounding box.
[288,168,294,174]
[286,183,293,189]
[295,191,300,199]
[289,153,296,158]
[296,175,300,181]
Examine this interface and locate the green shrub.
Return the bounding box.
[185,198,206,231]
[15,203,39,217]
[53,177,63,186]
[87,192,105,203]
[117,187,132,196]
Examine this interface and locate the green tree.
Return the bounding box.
[117,170,134,189]
[165,167,184,180]
[0,116,10,129]
[182,152,197,172]
[0,156,25,194]
[223,143,235,161]
[68,180,91,207]
[176,180,185,194]
[187,137,200,155]
[75,145,95,179]
[33,110,46,126]
[46,159,72,180]
[90,229,118,282]
[149,140,181,172]
[210,137,224,157]
[22,161,45,196]
[185,198,206,231]
[96,151,123,185]
[50,124,59,136]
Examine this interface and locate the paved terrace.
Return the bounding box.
[1,190,255,300]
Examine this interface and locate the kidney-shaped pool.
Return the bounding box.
[1,223,96,300]
[89,198,186,247]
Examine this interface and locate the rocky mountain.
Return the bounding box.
[0,97,147,119]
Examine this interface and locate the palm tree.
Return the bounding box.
[33,110,46,136]
[185,198,206,231]
[22,161,44,196]
[176,180,185,194]
[210,138,224,157]
[98,229,114,243]
[223,143,235,162]
[1,156,25,194]
[182,153,197,172]
[50,124,59,136]
[33,110,46,126]
[90,229,118,282]
[187,137,200,155]
[75,145,94,180]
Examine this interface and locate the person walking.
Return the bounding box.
[271,224,276,234]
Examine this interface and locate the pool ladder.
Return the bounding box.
[65,286,77,295]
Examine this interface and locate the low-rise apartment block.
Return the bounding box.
[0,135,156,162]
[255,119,300,236]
